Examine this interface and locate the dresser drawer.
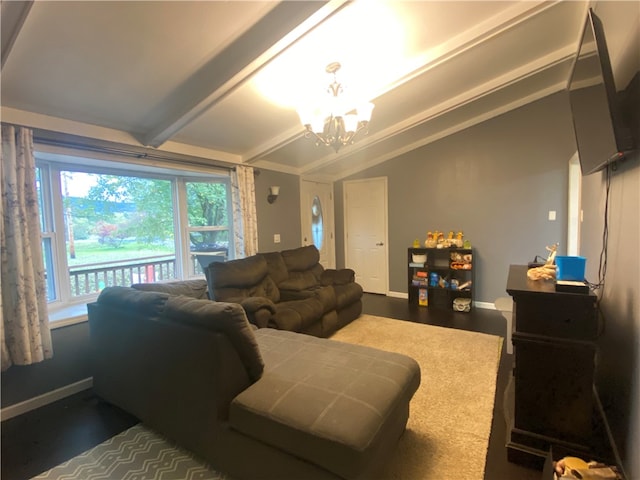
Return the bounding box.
[514,294,597,340]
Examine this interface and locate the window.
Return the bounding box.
[36,154,233,314]
[311,195,324,250]
[185,181,230,275]
[62,171,176,297]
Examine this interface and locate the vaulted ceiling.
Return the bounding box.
[1,1,591,180]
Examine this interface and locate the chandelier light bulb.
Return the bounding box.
[358,102,375,123]
[343,114,359,133]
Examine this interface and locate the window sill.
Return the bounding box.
[49,304,88,329]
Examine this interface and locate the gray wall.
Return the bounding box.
[254,169,302,252]
[1,322,92,408]
[336,91,576,304]
[579,3,639,477]
[582,156,639,479]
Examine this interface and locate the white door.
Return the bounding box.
[344,177,388,294]
[301,180,335,268]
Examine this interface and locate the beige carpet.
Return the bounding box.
[331,314,503,480]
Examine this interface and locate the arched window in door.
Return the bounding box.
[311,195,323,250]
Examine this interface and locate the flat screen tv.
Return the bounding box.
[568,9,637,175]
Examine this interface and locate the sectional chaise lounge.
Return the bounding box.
[88,246,421,479]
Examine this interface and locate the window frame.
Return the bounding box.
[35,153,233,323]
[37,164,61,304]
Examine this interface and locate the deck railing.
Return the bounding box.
[64,252,223,297]
[68,255,179,297]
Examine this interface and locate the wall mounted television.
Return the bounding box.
[568,8,637,176]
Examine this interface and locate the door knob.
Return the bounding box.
[376,242,384,246]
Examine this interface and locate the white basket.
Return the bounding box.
[453,297,471,312]
[412,253,427,263]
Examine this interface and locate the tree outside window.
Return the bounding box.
[186,181,230,274]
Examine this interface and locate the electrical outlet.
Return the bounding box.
[274,234,281,243]
[548,210,556,221]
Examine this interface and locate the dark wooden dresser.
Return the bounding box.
[505,264,598,468]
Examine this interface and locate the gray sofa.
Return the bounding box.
[88,286,421,480]
[204,245,363,337]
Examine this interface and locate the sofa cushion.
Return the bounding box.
[270,298,325,332]
[230,329,421,479]
[313,285,337,312]
[278,270,319,291]
[281,245,320,271]
[334,282,364,310]
[260,251,289,285]
[321,268,356,286]
[162,296,264,382]
[205,255,280,303]
[97,286,169,316]
[132,279,209,299]
[279,246,324,291]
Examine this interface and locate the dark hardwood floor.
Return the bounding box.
[2,293,543,480]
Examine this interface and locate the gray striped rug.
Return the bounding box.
[31,424,230,480]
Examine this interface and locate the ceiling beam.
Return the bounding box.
[142,0,347,149]
[1,0,33,70]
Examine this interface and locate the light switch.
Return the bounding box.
[274,234,281,243]
[548,210,556,221]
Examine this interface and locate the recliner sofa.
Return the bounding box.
[205,245,363,336]
[88,286,421,480]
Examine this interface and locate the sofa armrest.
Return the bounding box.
[238,297,276,328]
[321,268,355,285]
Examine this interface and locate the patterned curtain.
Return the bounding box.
[230,165,258,258]
[1,125,53,371]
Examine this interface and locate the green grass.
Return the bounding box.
[67,239,174,266]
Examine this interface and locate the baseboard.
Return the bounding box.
[593,385,626,479]
[387,291,407,299]
[1,377,93,422]
[474,301,495,310]
[383,292,495,310]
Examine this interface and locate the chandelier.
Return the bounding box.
[297,62,375,153]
